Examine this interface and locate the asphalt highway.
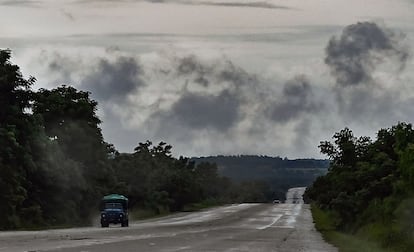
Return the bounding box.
[0,187,337,252]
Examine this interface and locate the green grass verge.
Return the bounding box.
[311,204,392,252]
[182,199,220,212]
[129,208,170,220]
[130,200,220,221]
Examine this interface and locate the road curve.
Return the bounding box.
[0,188,337,252]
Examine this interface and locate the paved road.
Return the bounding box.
[285,187,306,204]
[0,187,337,252]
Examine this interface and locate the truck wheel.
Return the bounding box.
[101,222,109,228]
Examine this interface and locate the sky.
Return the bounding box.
[1,0,414,158]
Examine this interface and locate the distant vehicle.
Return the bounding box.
[100,194,129,228]
[273,199,281,204]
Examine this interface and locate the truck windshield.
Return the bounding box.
[104,203,123,209]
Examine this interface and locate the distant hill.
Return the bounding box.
[192,155,329,201]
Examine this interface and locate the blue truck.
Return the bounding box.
[100,194,129,227]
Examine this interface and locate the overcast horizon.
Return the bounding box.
[1,0,414,158]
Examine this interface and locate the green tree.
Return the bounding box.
[33,86,116,220]
[0,49,38,228]
[306,122,414,250]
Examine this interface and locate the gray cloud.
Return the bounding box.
[174,54,258,89]
[149,55,255,133]
[147,54,326,149]
[324,22,412,130]
[76,0,292,10]
[43,52,144,102]
[40,51,255,142]
[0,0,40,7]
[333,84,407,127]
[61,9,75,21]
[80,57,144,101]
[266,75,323,123]
[181,1,292,10]
[34,19,413,158]
[44,51,81,86]
[155,90,241,131]
[176,55,206,76]
[325,22,409,87]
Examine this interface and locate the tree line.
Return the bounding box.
[304,123,414,251]
[0,49,277,230]
[193,155,329,201]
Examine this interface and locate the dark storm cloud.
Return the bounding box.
[150,54,326,139]
[176,55,212,87]
[145,55,329,157]
[175,54,258,88]
[324,21,412,128]
[266,75,322,122]
[176,55,205,75]
[218,60,256,85]
[159,90,241,131]
[150,55,255,132]
[43,52,144,102]
[80,57,144,101]
[0,0,40,7]
[325,22,409,87]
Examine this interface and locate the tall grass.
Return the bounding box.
[311,204,391,252]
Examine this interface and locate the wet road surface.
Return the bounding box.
[0,187,337,252]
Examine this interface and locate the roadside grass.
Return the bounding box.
[311,204,392,252]
[129,208,170,221]
[13,224,79,231]
[182,199,220,212]
[130,200,219,221]
[8,202,221,231]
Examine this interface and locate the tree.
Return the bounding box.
[0,49,38,228]
[306,122,414,235]
[33,86,116,220]
[319,128,357,169]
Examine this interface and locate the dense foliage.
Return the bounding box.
[194,155,329,201]
[109,142,238,213]
[0,49,119,228]
[305,124,414,251]
[0,49,282,230]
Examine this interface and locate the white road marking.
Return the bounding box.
[257,214,283,230]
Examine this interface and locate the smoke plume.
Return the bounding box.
[325,22,409,87]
